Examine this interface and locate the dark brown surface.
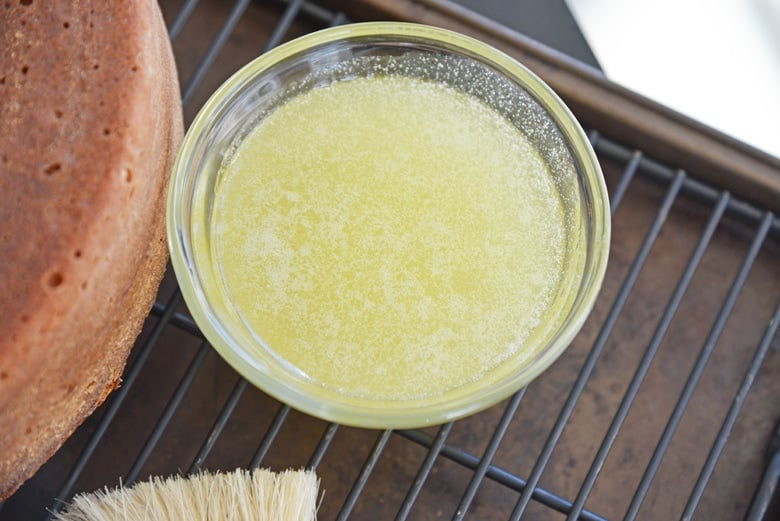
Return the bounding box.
[2,1,778,520]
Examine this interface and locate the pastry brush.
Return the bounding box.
[53,468,319,521]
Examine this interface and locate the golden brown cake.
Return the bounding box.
[0,0,183,498]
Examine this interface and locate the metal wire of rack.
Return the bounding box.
[2,0,779,519]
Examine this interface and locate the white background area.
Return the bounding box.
[565,0,780,159]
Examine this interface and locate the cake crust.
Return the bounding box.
[0,0,183,498]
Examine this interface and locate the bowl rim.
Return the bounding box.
[167,21,611,428]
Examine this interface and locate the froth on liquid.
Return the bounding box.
[213,75,565,400]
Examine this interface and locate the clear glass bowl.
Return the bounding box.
[167,22,610,428]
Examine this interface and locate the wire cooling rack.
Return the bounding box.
[2,1,779,519]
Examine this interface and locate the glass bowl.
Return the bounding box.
[167,22,610,428]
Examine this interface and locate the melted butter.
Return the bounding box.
[213,76,565,400]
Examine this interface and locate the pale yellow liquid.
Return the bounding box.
[213,76,565,400]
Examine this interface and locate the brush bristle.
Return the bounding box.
[53,468,319,521]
